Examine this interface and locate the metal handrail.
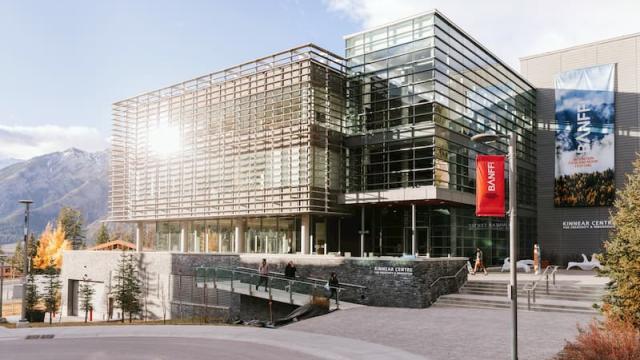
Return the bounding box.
[429,262,469,289]
[233,266,367,291]
[524,265,559,310]
[197,265,325,289]
[307,276,367,290]
[196,265,370,309]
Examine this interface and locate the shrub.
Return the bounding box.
[600,155,640,327]
[555,319,640,360]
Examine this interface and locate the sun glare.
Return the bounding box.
[149,125,180,156]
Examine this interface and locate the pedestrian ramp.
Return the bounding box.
[194,266,363,311]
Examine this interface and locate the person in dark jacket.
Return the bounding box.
[256,258,269,291]
[328,272,339,302]
[284,261,297,279]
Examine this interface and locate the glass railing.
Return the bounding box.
[194,266,366,309]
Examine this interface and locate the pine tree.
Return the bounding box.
[57,207,85,249]
[79,281,95,323]
[11,234,38,273]
[24,272,39,321]
[42,267,61,325]
[601,156,640,328]
[113,252,142,323]
[95,224,110,245]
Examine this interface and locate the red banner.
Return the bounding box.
[476,155,506,217]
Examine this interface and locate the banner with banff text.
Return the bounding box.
[554,64,615,207]
[476,155,505,217]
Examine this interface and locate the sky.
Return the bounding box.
[1,0,639,160]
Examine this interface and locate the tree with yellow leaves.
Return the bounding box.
[33,222,71,270]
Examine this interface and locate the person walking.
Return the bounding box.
[533,242,541,275]
[256,258,269,291]
[327,272,340,303]
[472,247,488,275]
[284,261,296,279]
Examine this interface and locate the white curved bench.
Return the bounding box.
[567,254,602,270]
[501,257,531,272]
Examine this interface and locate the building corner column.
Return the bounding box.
[180,225,186,253]
[234,219,246,253]
[301,214,310,254]
[135,222,143,252]
[411,204,416,256]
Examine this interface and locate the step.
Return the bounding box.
[459,287,604,302]
[462,283,606,296]
[464,281,607,291]
[435,297,598,314]
[439,293,598,309]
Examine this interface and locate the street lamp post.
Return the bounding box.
[18,200,33,323]
[471,132,518,360]
[0,255,6,323]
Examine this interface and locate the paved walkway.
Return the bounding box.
[287,305,599,360]
[0,325,424,360]
[215,279,362,310]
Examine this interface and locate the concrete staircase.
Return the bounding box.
[433,279,606,314]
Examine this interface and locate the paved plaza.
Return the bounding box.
[288,304,599,359]
[0,324,424,360]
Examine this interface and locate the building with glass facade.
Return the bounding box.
[109,11,537,264]
[340,11,537,262]
[110,45,347,255]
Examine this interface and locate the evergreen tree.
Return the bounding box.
[95,224,110,245]
[24,272,39,321]
[57,207,85,249]
[11,234,38,273]
[42,267,61,325]
[601,156,640,328]
[113,252,142,323]
[79,281,95,323]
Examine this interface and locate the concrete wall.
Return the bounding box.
[520,34,640,264]
[60,251,173,321]
[60,251,468,321]
[171,253,468,308]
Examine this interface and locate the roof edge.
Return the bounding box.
[520,32,640,61]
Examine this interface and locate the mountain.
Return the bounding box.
[0,157,23,170]
[0,148,109,245]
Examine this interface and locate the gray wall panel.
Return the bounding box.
[521,35,640,264]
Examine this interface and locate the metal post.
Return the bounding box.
[289,280,293,304]
[0,256,5,321]
[411,203,416,256]
[360,207,365,257]
[19,200,32,322]
[546,273,549,295]
[508,132,518,360]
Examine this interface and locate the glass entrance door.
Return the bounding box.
[403,226,430,256]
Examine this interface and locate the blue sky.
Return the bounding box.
[2,0,639,159]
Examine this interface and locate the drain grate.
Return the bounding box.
[25,334,55,340]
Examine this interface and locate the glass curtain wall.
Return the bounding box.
[344,11,536,264]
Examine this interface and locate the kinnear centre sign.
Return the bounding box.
[562,219,613,230]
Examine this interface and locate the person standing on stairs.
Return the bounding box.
[472,247,488,275]
[533,242,541,275]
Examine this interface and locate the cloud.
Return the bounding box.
[0,124,108,160]
[325,0,640,70]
